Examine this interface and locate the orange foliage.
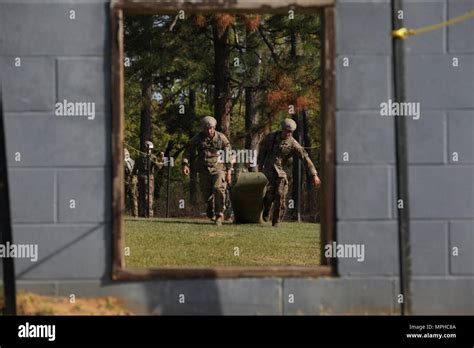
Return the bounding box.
[295,96,312,111]
[196,15,207,27]
[265,73,318,114]
[244,15,261,32]
[266,90,286,107]
[216,14,235,31]
[276,74,293,91]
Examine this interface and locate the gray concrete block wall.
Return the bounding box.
[448,111,474,163]
[1,0,472,315]
[412,278,474,315]
[337,222,398,276]
[336,0,474,315]
[406,111,446,163]
[335,1,399,310]
[405,55,474,108]
[450,221,474,275]
[448,0,474,53]
[0,3,108,56]
[403,0,474,314]
[410,221,448,276]
[13,225,110,279]
[336,111,396,164]
[0,2,111,284]
[4,113,109,166]
[0,57,55,112]
[403,0,446,54]
[283,278,397,315]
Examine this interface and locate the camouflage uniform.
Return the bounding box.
[132,152,163,218]
[257,130,318,225]
[129,176,139,217]
[183,131,232,220]
[124,151,138,217]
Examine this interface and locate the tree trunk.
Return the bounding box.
[290,28,302,222]
[139,77,153,151]
[302,110,313,216]
[212,22,232,138]
[292,112,303,222]
[138,78,153,217]
[245,89,260,146]
[244,28,261,172]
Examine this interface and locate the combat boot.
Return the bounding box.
[207,205,215,221]
[262,209,270,222]
[215,215,223,226]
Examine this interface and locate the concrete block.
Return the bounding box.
[410,221,448,275]
[58,278,282,315]
[16,281,58,297]
[337,166,392,219]
[4,113,109,167]
[13,224,110,280]
[412,278,474,314]
[336,55,391,110]
[0,57,54,112]
[336,0,389,2]
[58,169,111,223]
[450,221,474,275]
[336,111,395,164]
[409,165,474,219]
[336,2,391,54]
[8,170,55,223]
[283,277,396,315]
[448,110,474,164]
[403,1,446,54]
[150,278,282,315]
[57,57,109,112]
[448,0,474,53]
[405,55,474,109]
[337,221,399,276]
[0,3,108,55]
[407,111,446,163]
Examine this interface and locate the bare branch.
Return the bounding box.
[257,26,285,70]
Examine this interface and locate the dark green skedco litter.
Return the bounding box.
[230,172,268,224]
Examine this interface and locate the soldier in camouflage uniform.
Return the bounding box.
[132,141,164,218]
[182,116,232,226]
[124,148,138,217]
[257,118,321,227]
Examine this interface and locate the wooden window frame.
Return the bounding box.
[110,0,336,280]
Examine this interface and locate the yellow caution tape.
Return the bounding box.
[392,10,474,39]
[124,142,164,166]
[124,142,145,156]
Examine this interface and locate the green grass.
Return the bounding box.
[124,218,321,267]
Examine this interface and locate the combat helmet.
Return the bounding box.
[281,118,297,132]
[145,141,154,150]
[201,116,217,129]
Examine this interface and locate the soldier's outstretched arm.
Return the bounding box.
[292,141,321,185]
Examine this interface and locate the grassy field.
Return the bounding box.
[124,218,321,267]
